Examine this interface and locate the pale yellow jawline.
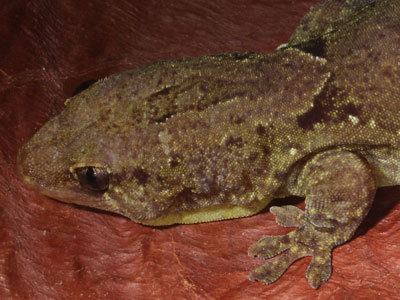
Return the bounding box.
[140,200,269,226]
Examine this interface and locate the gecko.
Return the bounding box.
[17,0,400,288]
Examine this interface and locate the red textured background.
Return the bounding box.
[1,1,399,298]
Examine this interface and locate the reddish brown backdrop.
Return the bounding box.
[1,0,399,299]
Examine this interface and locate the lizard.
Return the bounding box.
[17,0,400,288]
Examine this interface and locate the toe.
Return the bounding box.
[306,250,332,289]
[270,205,305,227]
[250,248,307,284]
[248,234,292,259]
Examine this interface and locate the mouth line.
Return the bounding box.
[17,167,80,202]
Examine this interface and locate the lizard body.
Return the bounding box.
[18,0,400,288]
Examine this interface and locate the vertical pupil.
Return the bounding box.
[75,166,109,192]
[86,167,97,183]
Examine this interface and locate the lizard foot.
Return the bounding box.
[248,205,334,288]
[248,150,376,288]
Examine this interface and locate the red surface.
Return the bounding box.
[1,1,399,298]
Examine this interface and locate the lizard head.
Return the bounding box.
[17,71,189,223]
[17,59,267,225]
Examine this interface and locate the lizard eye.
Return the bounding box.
[75,166,109,192]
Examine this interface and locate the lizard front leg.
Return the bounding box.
[248,149,376,288]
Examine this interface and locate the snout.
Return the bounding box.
[17,135,61,192]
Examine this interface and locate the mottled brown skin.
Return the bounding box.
[17,0,400,288]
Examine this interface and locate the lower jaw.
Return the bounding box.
[140,201,268,226]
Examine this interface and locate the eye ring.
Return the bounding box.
[74,166,110,192]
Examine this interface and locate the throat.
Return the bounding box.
[140,200,269,226]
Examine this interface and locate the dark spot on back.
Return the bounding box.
[225,136,244,148]
[198,83,208,94]
[169,188,197,210]
[256,124,267,136]
[169,153,182,168]
[169,158,179,168]
[241,171,254,191]
[153,112,174,123]
[155,175,165,183]
[343,103,361,116]
[248,152,259,161]
[72,79,97,96]
[132,168,149,185]
[296,36,326,58]
[148,86,174,100]
[297,82,338,130]
[229,114,245,124]
[262,145,271,156]
[382,66,395,83]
